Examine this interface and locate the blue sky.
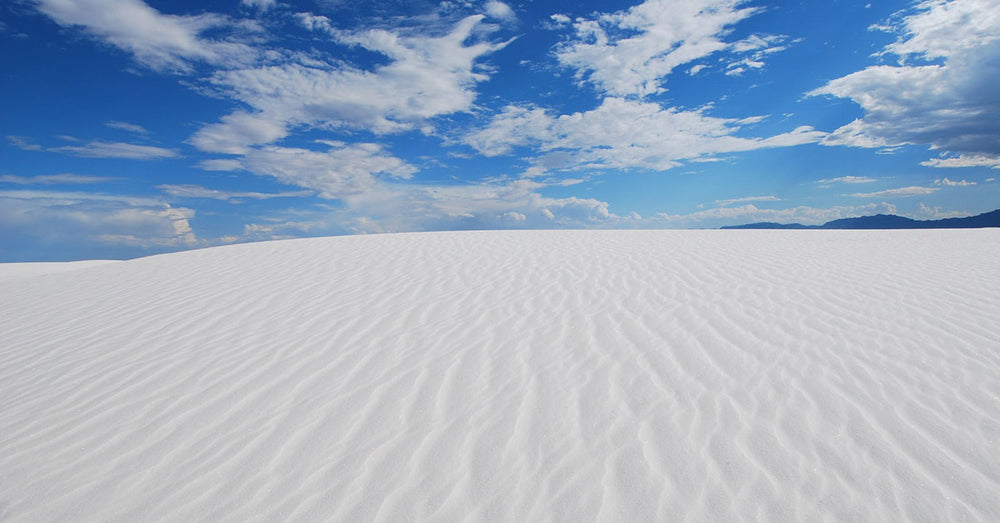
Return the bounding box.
[2,0,999,261]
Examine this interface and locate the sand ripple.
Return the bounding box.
[1,230,998,521]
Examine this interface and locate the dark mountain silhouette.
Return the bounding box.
[722,209,1000,230]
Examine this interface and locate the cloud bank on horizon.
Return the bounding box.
[2,0,999,260]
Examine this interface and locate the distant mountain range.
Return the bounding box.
[721,209,1000,230]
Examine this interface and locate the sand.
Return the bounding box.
[1,230,998,521]
[0,260,119,282]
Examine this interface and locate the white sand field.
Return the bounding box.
[1,230,998,522]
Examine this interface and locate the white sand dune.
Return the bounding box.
[1,230,999,522]
[0,260,120,282]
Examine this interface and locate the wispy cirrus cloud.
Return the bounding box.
[713,195,780,206]
[8,134,180,160]
[849,186,938,198]
[106,121,149,134]
[0,173,114,185]
[199,142,416,199]
[32,0,260,72]
[933,177,976,186]
[817,176,877,185]
[241,0,276,11]
[157,184,313,201]
[464,98,824,173]
[6,135,43,151]
[51,140,180,160]
[190,14,512,154]
[553,0,786,97]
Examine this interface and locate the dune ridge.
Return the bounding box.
[1,230,998,521]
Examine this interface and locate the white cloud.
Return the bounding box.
[549,14,571,26]
[157,184,312,201]
[6,135,43,151]
[465,98,825,172]
[714,195,779,206]
[192,15,509,153]
[849,186,938,198]
[687,64,708,75]
[50,140,180,160]
[198,159,243,171]
[553,0,777,97]
[500,211,527,222]
[484,1,515,22]
[810,0,1000,159]
[338,178,624,233]
[0,173,114,185]
[815,118,891,149]
[188,112,288,154]
[0,190,196,250]
[106,121,149,134]
[817,176,878,185]
[219,175,632,241]
[882,0,1000,60]
[655,202,899,228]
[32,0,259,73]
[242,0,276,11]
[933,177,976,186]
[462,105,554,157]
[921,153,1000,169]
[8,135,180,160]
[203,142,416,199]
[917,202,973,219]
[725,58,765,76]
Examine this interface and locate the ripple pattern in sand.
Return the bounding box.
[1,230,999,522]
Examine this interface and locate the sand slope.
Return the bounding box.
[1,230,998,522]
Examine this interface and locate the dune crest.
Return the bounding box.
[2,230,998,521]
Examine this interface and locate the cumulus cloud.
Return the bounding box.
[484,1,516,22]
[921,153,1000,169]
[0,190,197,257]
[553,0,782,97]
[881,0,1000,59]
[549,14,571,27]
[338,178,623,233]
[655,202,899,228]
[688,64,708,76]
[916,202,973,219]
[32,0,259,73]
[810,0,1000,159]
[465,98,825,172]
[219,175,632,242]
[849,186,938,198]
